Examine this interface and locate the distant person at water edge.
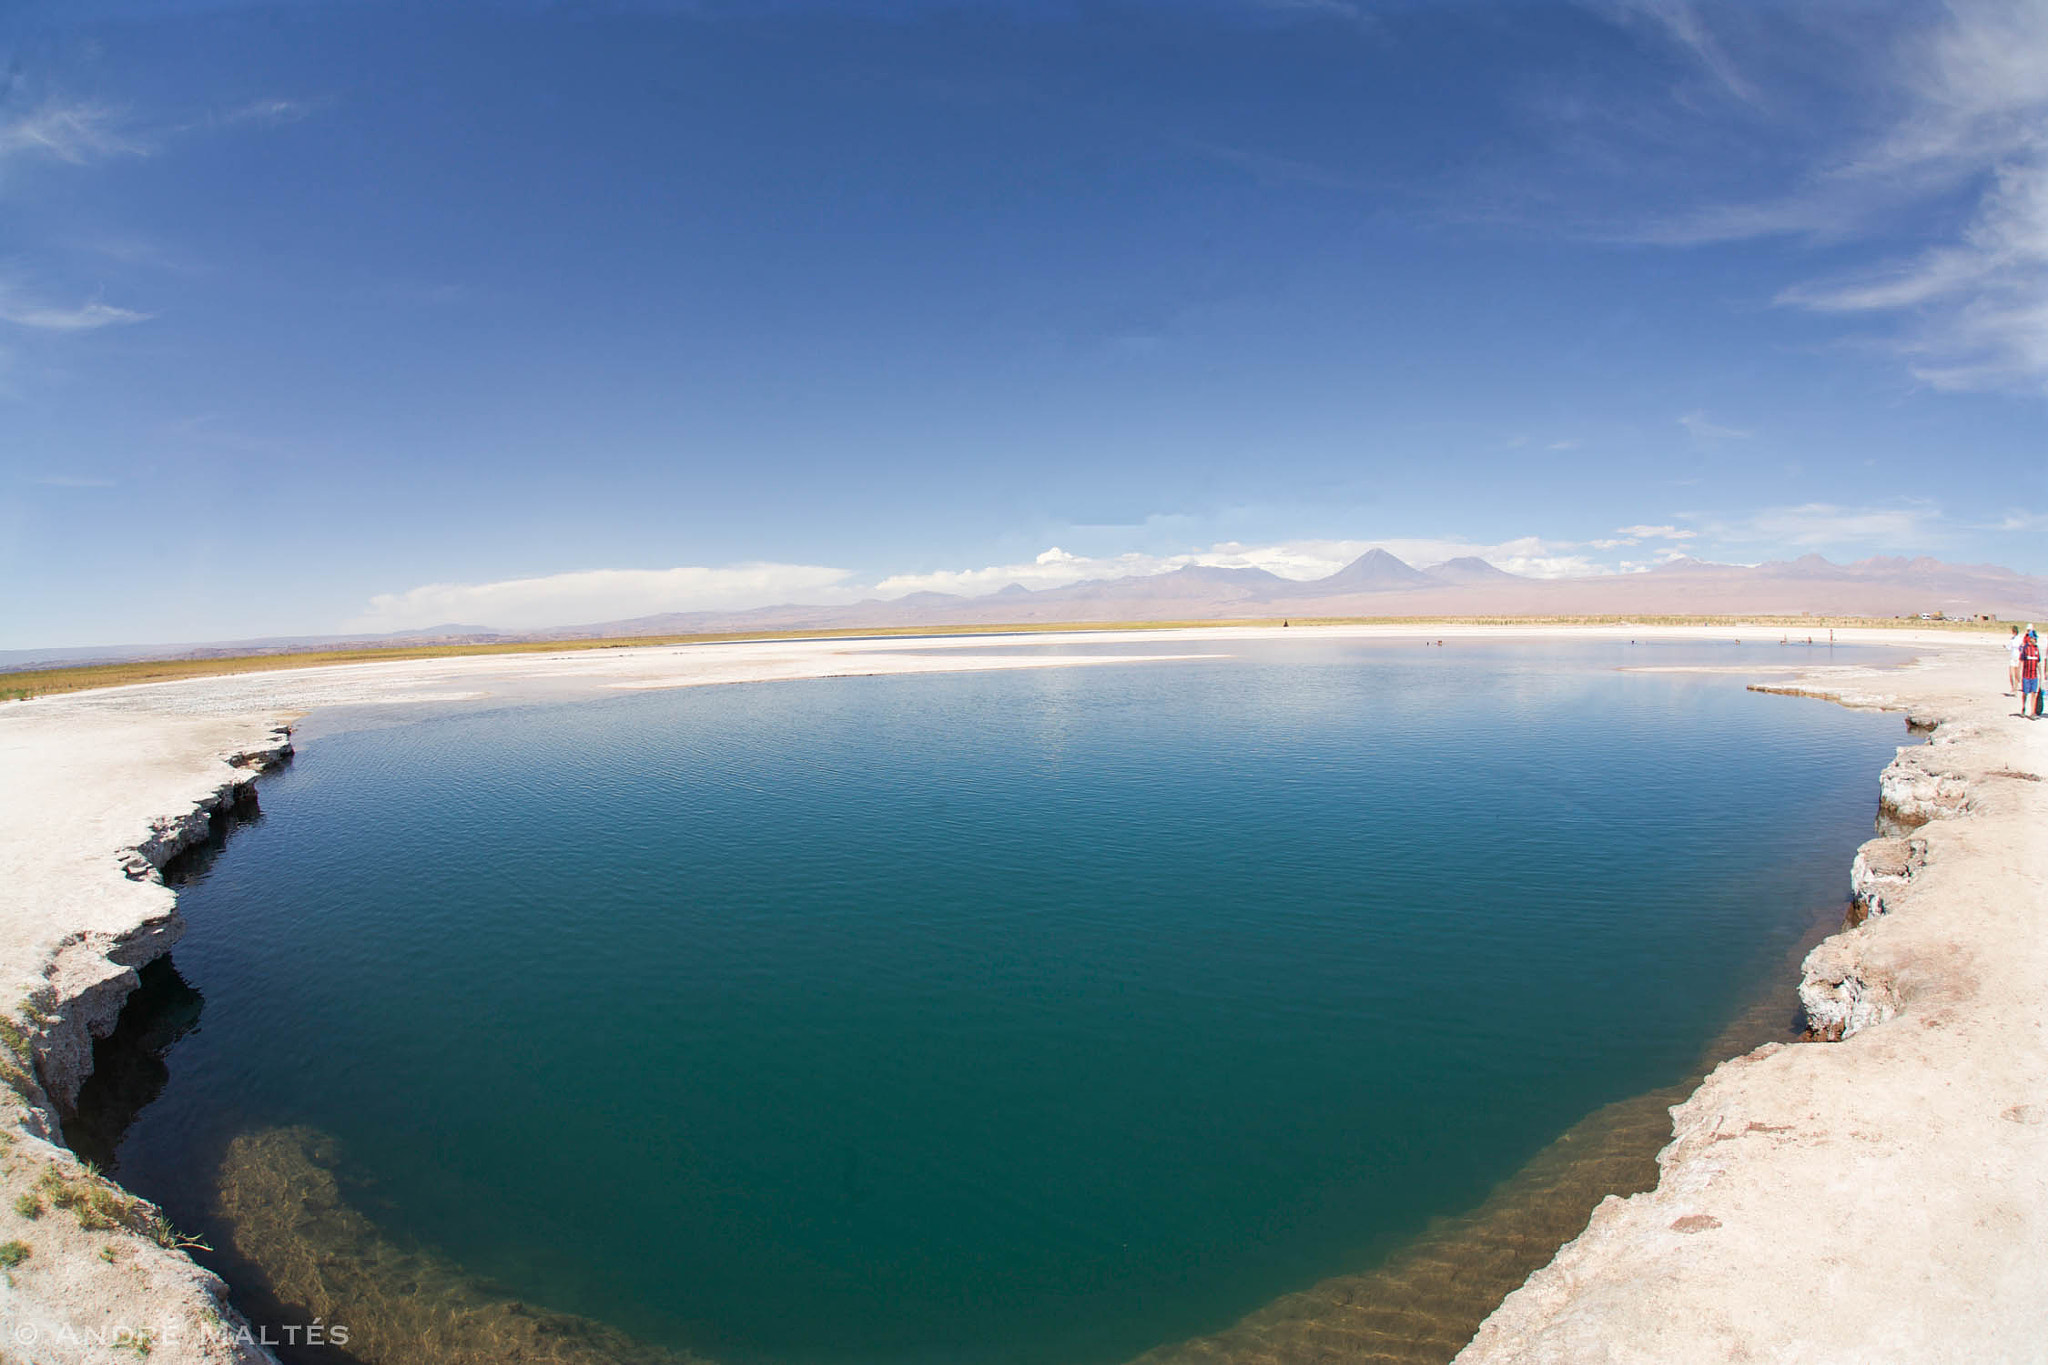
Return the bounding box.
[2008,625,2026,695]
[2020,628,2041,719]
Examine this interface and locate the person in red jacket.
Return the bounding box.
[2021,628,2041,719]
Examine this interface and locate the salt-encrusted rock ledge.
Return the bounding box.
[1458,636,2047,1364]
[0,709,296,1365]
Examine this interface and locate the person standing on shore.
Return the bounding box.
[2008,624,2025,695]
[2020,628,2041,719]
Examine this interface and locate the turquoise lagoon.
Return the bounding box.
[82,637,1909,1364]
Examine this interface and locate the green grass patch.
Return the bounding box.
[0,1057,37,1107]
[0,1240,28,1268]
[0,1015,33,1067]
[33,1165,198,1246]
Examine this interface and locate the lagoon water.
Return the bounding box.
[84,638,1907,1365]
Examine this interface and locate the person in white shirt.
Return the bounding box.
[2009,624,2026,696]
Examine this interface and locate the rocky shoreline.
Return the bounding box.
[0,713,295,1365]
[44,730,293,1117]
[0,626,2031,1364]
[1457,636,2044,1362]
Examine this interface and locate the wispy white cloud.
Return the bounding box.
[1462,536,1623,578]
[0,98,157,342]
[1244,0,1377,32]
[1677,410,1751,440]
[1617,1,2048,390]
[31,474,117,488]
[2,93,312,169]
[877,545,1218,598]
[163,97,322,138]
[1589,523,1698,549]
[1601,0,1764,108]
[353,563,859,633]
[1181,139,1354,190]
[1712,501,1944,549]
[218,98,314,128]
[1781,147,2048,391]
[0,290,151,331]
[0,101,147,165]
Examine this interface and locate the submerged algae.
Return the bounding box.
[210,1128,706,1365]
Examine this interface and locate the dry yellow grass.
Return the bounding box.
[0,614,1998,701]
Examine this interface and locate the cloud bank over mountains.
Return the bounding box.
[337,542,2047,642]
[357,563,860,634]
[869,531,1694,602]
[349,517,1959,633]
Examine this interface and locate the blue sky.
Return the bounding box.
[2,0,2044,645]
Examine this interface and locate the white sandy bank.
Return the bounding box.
[0,624,2033,1363]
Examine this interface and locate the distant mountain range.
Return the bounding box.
[7,552,2044,672]
[520,548,2048,642]
[529,550,2048,640]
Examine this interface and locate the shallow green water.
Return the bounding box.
[90,638,1904,1365]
